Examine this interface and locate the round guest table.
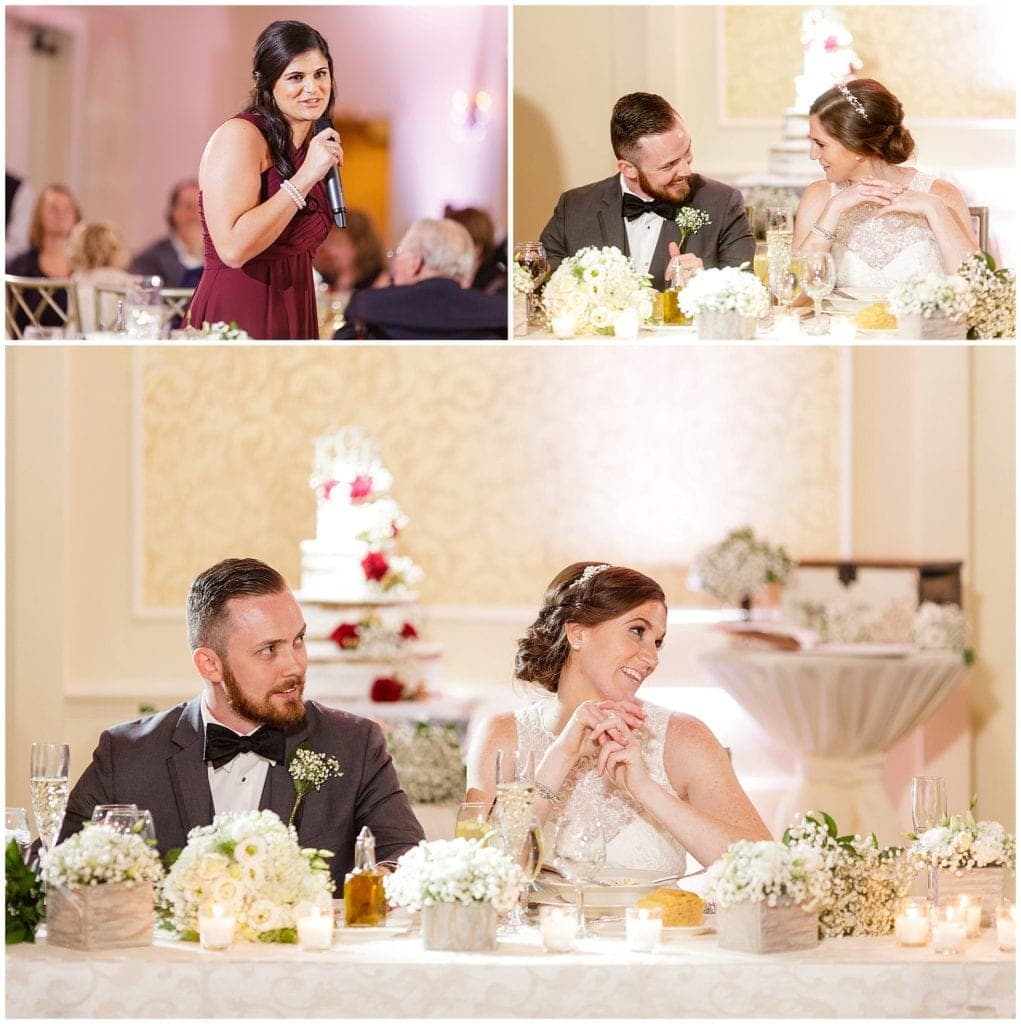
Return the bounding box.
[696,649,966,843]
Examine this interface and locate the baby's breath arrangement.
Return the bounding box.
[288,743,344,825]
[39,824,164,890]
[957,252,1015,339]
[912,601,973,662]
[783,812,913,938]
[704,838,829,910]
[384,721,465,804]
[887,273,974,322]
[687,525,791,605]
[383,838,524,914]
[678,266,768,317]
[907,797,1015,873]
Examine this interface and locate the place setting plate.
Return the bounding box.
[531,867,679,913]
[824,287,888,313]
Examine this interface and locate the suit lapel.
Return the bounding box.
[597,178,629,256]
[168,698,214,833]
[260,711,311,829]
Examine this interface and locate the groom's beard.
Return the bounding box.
[637,168,692,205]
[221,663,306,729]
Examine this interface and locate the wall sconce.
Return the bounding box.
[450,89,491,141]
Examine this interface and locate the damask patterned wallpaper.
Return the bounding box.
[724,6,1014,121]
[139,347,842,610]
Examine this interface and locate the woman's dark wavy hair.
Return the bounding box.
[245,20,335,179]
[809,78,915,165]
[515,562,666,693]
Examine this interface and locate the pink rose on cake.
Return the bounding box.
[350,474,373,500]
[318,478,340,501]
[361,551,390,582]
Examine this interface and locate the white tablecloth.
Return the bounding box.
[5,925,1012,1018]
[697,649,966,842]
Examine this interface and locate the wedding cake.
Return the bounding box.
[767,6,863,182]
[297,426,442,702]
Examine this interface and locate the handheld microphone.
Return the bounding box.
[314,114,347,229]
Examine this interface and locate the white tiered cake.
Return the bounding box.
[767,6,863,183]
[297,426,442,703]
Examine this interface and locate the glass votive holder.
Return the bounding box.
[953,895,981,938]
[296,905,334,951]
[931,901,968,956]
[539,904,576,953]
[551,313,576,339]
[995,901,1016,952]
[198,903,235,951]
[612,308,640,340]
[828,313,857,341]
[625,905,663,952]
[773,312,800,339]
[893,897,930,947]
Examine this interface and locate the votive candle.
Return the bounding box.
[955,896,981,938]
[828,314,857,341]
[296,905,334,951]
[551,313,576,339]
[996,901,1016,952]
[198,903,235,951]
[773,313,800,339]
[612,309,640,340]
[625,905,663,952]
[539,905,576,953]
[932,903,967,956]
[893,897,929,947]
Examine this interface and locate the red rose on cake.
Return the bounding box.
[330,622,361,649]
[370,676,404,702]
[361,551,390,582]
[400,622,418,639]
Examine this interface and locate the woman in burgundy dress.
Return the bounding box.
[186,20,342,339]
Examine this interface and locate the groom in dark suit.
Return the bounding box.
[59,558,424,887]
[540,92,755,290]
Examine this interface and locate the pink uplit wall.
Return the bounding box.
[5,5,507,253]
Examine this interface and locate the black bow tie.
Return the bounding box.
[204,723,286,770]
[622,193,677,222]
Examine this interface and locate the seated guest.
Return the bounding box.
[59,557,424,886]
[466,562,770,871]
[313,210,388,294]
[443,204,506,293]
[67,221,136,333]
[540,92,755,290]
[132,179,204,288]
[6,170,34,259]
[6,183,82,333]
[334,218,507,339]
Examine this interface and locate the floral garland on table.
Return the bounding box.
[541,245,654,335]
[704,838,829,910]
[675,207,711,245]
[383,721,465,804]
[175,320,251,340]
[288,743,344,825]
[957,252,1016,339]
[383,838,524,914]
[687,525,791,605]
[158,810,334,943]
[678,265,768,318]
[886,273,974,322]
[907,798,1016,873]
[39,824,165,889]
[783,812,914,938]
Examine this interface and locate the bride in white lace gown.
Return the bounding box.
[793,79,977,291]
[465,562,770,872]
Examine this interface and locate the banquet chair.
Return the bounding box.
[94,286,196,332]
[968,206,989,252]
[5,275,81,339]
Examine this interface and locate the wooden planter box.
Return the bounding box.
[936,866,1005,927]
[421,900,497,952]
[46,882,154,951]
[717,899,819,954]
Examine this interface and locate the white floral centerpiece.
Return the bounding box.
[688,525,791,607]
[541,245,654,335]
[678,265,768,339]
[383,722,465,804]
[887,273,973,338]
[957,252,1016,339]
[783,812,914,938]
[912,601,973,662]
[173,320,251,340]
[41,824,165,950]
[513,260,536,296]
[158,809,334,943]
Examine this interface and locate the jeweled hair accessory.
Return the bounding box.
[837,81,869,122]
[568,564,611,591]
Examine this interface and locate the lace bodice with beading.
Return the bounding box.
[515,697,687,874]
[831,171,944,290]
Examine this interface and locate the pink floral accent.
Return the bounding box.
[319,478,340,501]
[350,475,373,500]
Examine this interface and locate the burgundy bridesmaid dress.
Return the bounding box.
[186,112,332,339]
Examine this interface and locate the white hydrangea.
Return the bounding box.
[678,265,768,317]
[705,839,830,911]
[541,245,655,335]
[887,273,974,320]
[908,806,1015,873]
[158,809,333,942]
[383,838,524,914]
[912,601,968,654]
[41,825,164,889]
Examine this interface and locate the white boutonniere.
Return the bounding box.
[675,207,711,244]
[288,742,344,825]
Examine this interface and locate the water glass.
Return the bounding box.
[30,742,70,850]
[802,252,835,335]
[91,804,157,844]
[513,242,549,327]
[5,807,32,862]
[125,275,169,339]
[453,801,493,842]
[553,813,605,938]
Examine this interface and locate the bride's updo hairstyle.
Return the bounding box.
[810,78,915,165]
[515,562,666,693]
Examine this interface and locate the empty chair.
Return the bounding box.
[5,275,81,339]
[968,206,989,252]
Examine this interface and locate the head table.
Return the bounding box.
[6,919,1012,1018]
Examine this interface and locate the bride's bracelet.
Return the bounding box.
[811,222,837,242]
[534,780,562,805]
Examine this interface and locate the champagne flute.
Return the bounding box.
[5,807,31,862]
[513,243,549,327]
[912,776,947,904]
[802,252,836,335]
[553,814,605,938]
[30,742,70,851]
[765,207,794,268]
[490,815,544,933]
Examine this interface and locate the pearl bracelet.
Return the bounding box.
[811,222,837,242]
[280,178,306,211]
[534,780,562,805]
